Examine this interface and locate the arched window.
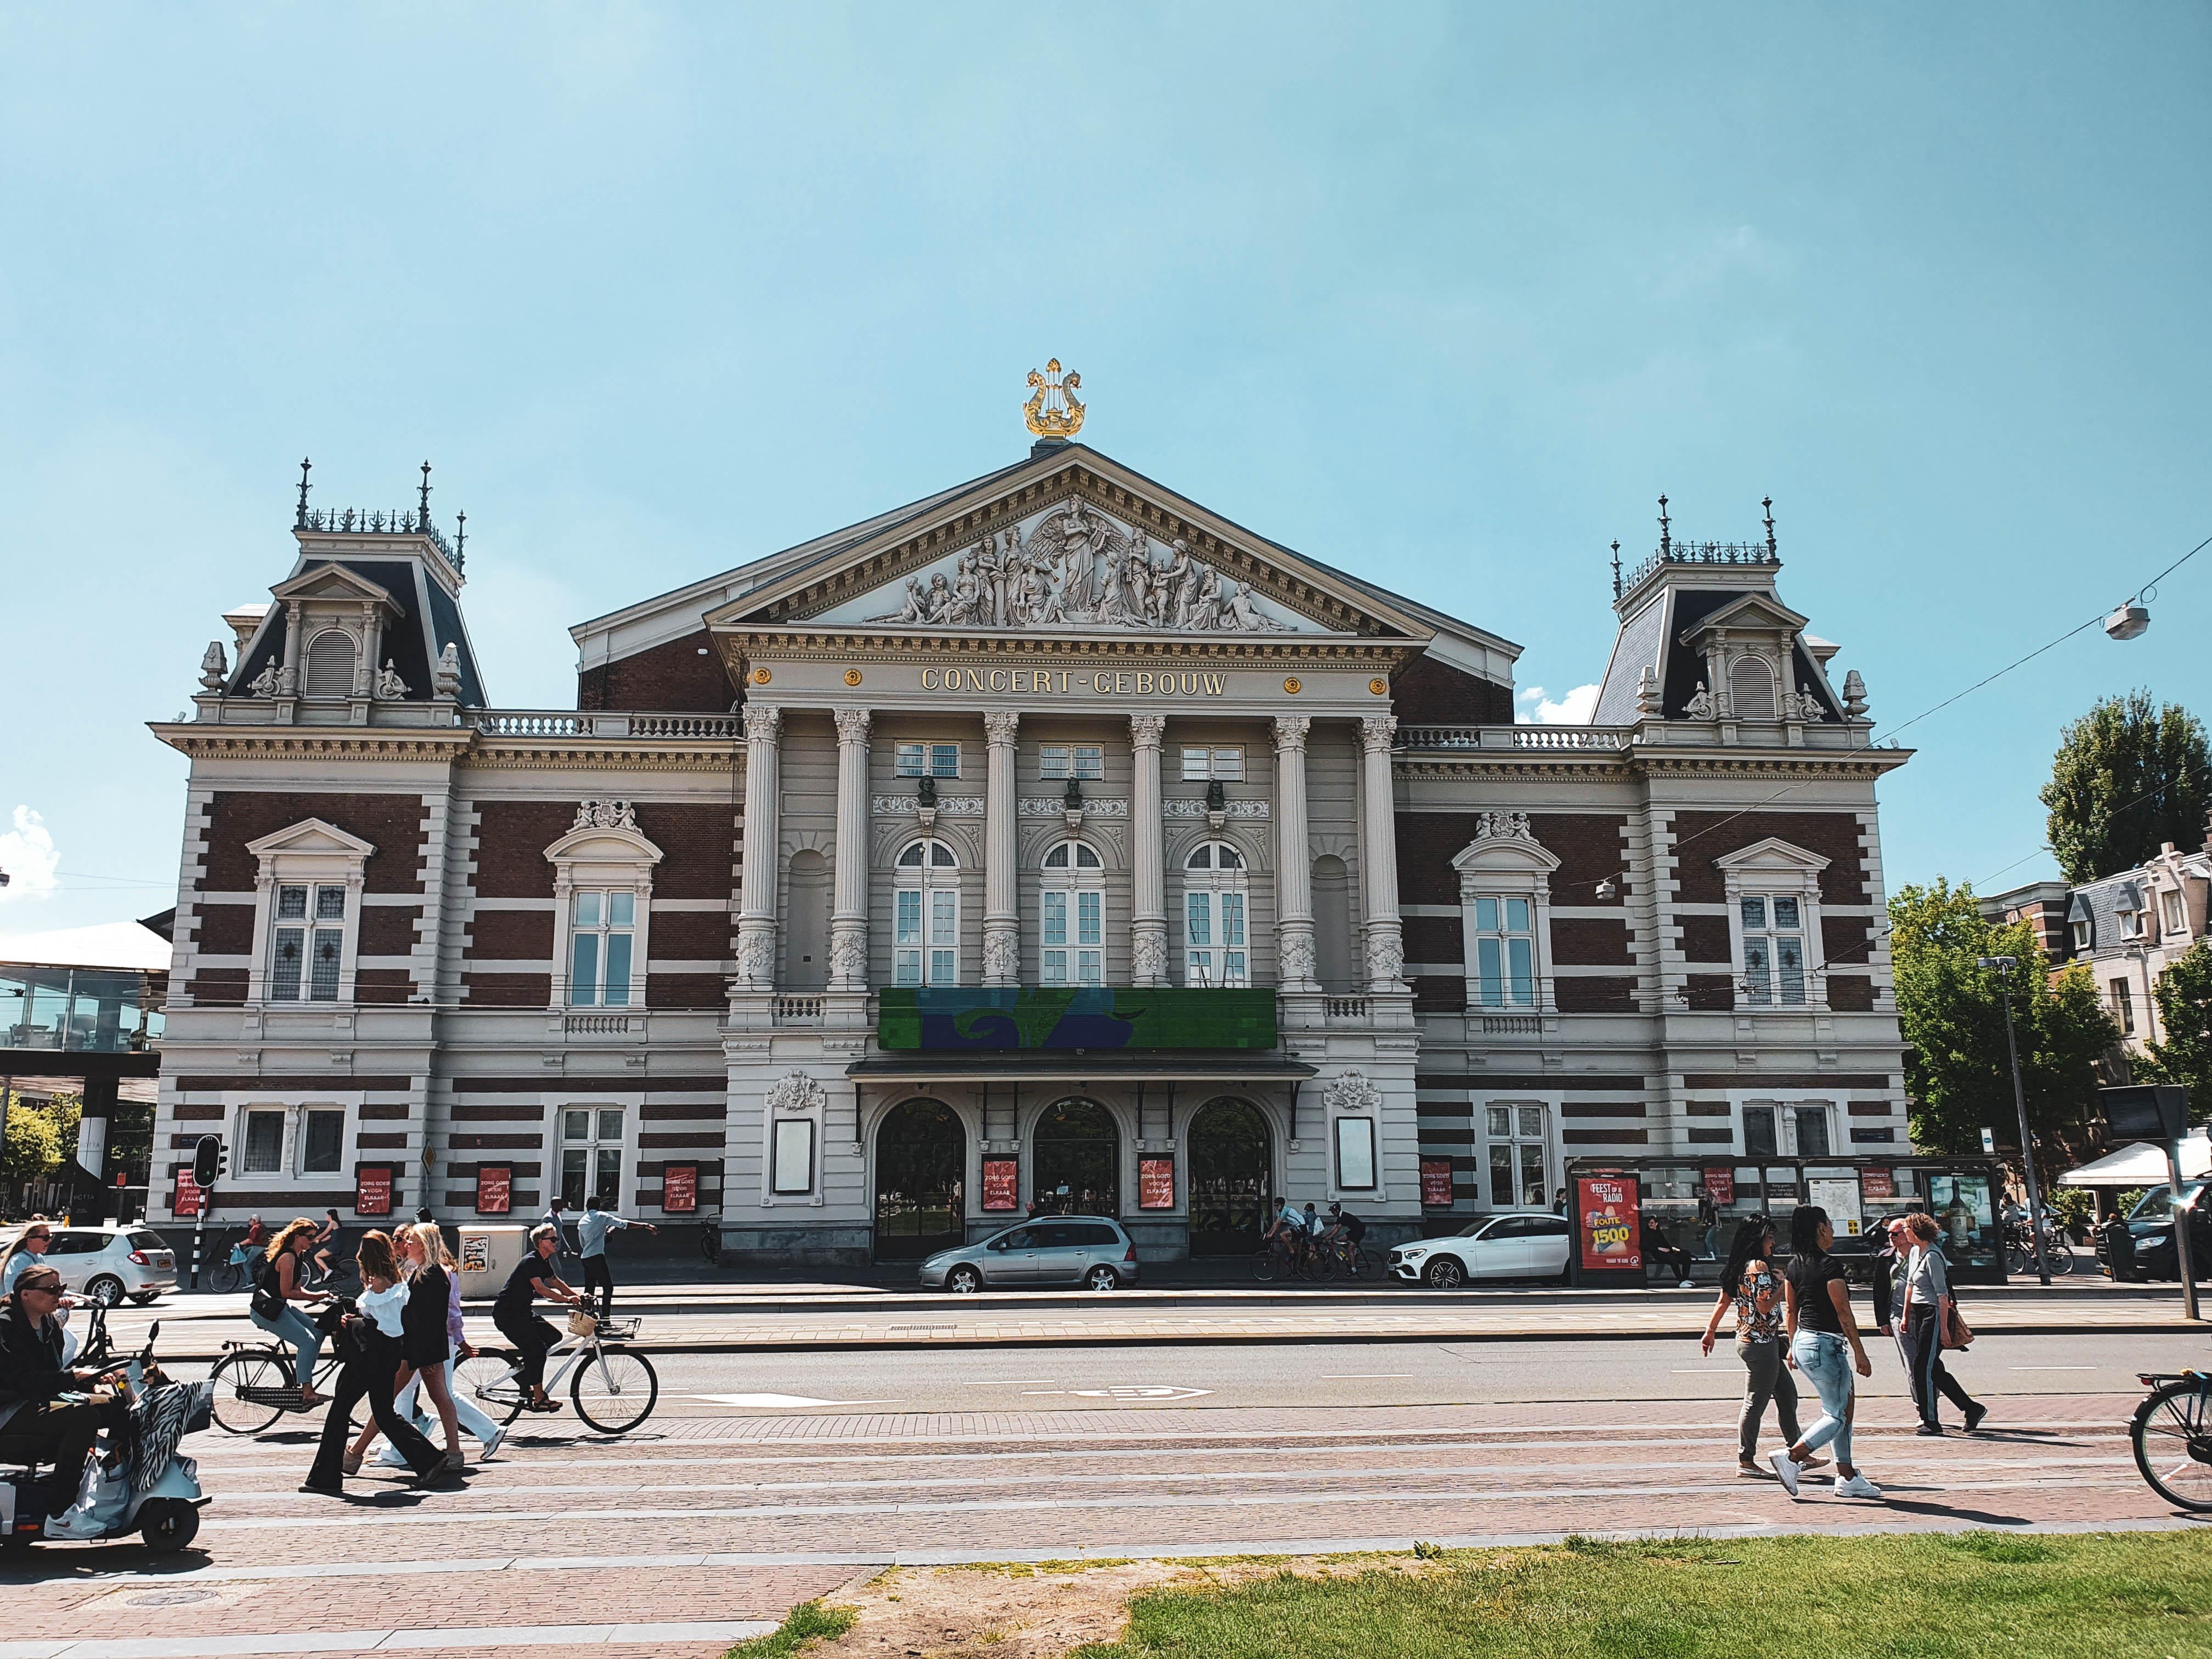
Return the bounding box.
[894,838,960,985]
[1729,655,1778,720]
[302,629,357,698]
[1183,840,1249,987]
[1039,840,1104,986]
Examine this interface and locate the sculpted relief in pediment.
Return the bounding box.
[824,498,1300,635]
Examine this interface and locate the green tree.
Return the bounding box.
[2144,940,2212,1114]
[1,1090,65,1186]
[2040,691,2209,882]
[1889,879,2120,1173]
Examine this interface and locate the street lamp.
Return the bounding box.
[1978,955,2053,1285]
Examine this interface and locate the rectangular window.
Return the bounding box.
[1181,746,1245,781]
[1743,1105,1779,1159]
[895,890,923,984]
[1741,894,1807,1007]
[560,1104,624,1207]
[268,883,347,1003]
[1334,1116,1376,1189]
[930,889,958,985]
[771,1118,815,1195]
[1039,745,1104,780]
[1471,894,1536,1007]
[569,889,636,1007]
[2163,891,2187,935]
[897,743,961,778]
[270,927,304,1002]
[241,1110,284,1174]
[1485,1103,1547,1207]
[2113,978,2135,1035]
[1794,1106,1831,1158]
[301,1110,345,1174]
[309,929,343,1001]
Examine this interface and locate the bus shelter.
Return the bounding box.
[1564,1153,2010,1288]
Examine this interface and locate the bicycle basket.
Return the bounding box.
[597,1316,640,1341]
[566,1309,600,1338]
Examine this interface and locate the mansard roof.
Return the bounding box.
[229,538,488,707]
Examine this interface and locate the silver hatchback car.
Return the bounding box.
[918,1216,1140,1293]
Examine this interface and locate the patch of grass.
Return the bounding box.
[1066,1533,2212,1659]
[952,1556,1138,1578]
[722,1600,857,1659]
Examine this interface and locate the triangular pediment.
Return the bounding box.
[1713,836,1830,874]
[702,445,1433,644]
[270,562,400,611]
[245,818,379,861]
[1678,591,1808,642]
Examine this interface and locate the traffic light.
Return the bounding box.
[191,1135,226,1189]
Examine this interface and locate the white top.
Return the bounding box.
[1,1249,46,1294]
[357,1281,408,1339]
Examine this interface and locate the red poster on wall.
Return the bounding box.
[1860,1167,1895,1200]
[662,1163,698,1214]
[356,1166,394,1217]
[475,1165,512,1215]
[1576,1175,1642,1272]
[171,1170,203,1217]
[1420,1158,1454,1207]
[981,1157,1019,1211]
[1138,1156,1175,1210]
[1702,1167,1735,1206]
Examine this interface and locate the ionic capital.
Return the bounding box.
[1272,715,1311,752]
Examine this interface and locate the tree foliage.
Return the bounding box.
[2144,940,2212,1116]
[2040,691,2209,883]
[1,1090,66,1185]
[1889,879,2120,1171]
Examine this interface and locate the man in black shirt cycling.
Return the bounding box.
[1318,1203,1368,1276]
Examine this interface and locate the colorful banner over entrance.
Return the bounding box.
[878,987,1276,1051]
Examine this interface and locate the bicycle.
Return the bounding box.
[699,1215,723,1268]
[1251,1234,1329,1283]
[2131,1370,2212,1511]
[452,1295,659,1435]
[213,1233,259,1294]
[1317,1235,1380,1282]
[2004,1223,2076,1277]
[207,1335,349,1435]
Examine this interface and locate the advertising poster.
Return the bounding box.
[1860,1167,1896,1200]
[459,1234,490,1274]
[1808,1177,1866,1237]
[662,1163,698,1213]
[1420,1158,1455,1207]
[1576,1175,1642,1272]
[1702,1167,1735,1206]
[1138,1156,1175,1210]
[171,1169,202,1217]
[355,1165,394,1216]
[475,1165,512,1215]
[981,1156,1019,1211]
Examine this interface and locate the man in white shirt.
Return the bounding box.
[577,1197,656,1312]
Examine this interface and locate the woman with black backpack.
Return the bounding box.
[249,1219,328,1407]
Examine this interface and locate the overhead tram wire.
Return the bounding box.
[1576,524,2212,901]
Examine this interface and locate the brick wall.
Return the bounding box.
[577,629,735,713]
[471,801,582,899]
[1677,914,1731,964]
[633,803,740,901]
[357,906,421,957]
[199,793,430,894]
[1668,811,1870,905]
[1390,655,1516,725]
[465,910,555,961]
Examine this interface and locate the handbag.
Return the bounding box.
[1943,1297,1975,1350]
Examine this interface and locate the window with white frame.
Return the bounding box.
[2162,889,2188,937]
[560,1105,627,1208]
[1485,1104,1548,1208]
[568,890,636,1006]
[1040,840,1104,985]
[896,743,961,779]
[1180,746,1244,781]
[2072,917,2094,952]
[1182,841,1248,986]
[1471,897,1536,1007]
[2118,896,2146,940]
[301,1109,345,1175]
[1039,744,1103,781]
[1739,895,1808,1006]
[269,884,348,1002]
[2112,977,2136,1035]
[895,838,961,985]
[240,1109,286,1174]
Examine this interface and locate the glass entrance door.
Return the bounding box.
[1188,1097,1271,1255]
[873,1098,966,1260]
[1030,1098,1119,1216]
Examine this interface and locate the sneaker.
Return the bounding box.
[1677,1279,1697,1289]
[1768,1449,1803,1497]
[1963,1402,1988,1433]
[1914,1423,1944,1437]
[478,1426,505,1463]
[376,1447,409,1469]
[1833,1472,1885,1499]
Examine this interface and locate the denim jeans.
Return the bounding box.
[1792,1329,1855,1468]
[250,1302,324,1389]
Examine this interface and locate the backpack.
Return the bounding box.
[248,1251,283,1321]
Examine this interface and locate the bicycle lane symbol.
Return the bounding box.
[1020,1385,1214,1401]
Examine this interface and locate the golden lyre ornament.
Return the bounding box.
[1024,359,1085,438]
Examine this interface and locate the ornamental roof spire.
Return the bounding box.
[1024,358,1085,441]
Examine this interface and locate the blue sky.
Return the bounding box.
[3,4,2206,934]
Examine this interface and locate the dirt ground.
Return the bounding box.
[807,1554,1449,1658]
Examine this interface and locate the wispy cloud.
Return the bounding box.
[1517,684,1599,725]
[0,808,61,904]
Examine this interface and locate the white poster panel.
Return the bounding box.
[1808,1176,1866,1237]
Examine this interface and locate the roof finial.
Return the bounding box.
[455,510,467,572]
[295,457,313,528]
[1610,539,1622,601]
[1657,494,1671,557]
[1023,358,1085,440]
[419,461,433,526]
[1762,495,1776,556]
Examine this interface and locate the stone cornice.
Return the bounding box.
[149,724,476,763]
[1395,751,1904,783]
[463,742,743,773]
[718,629,1417,672]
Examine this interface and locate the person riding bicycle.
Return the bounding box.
[494,1222,579,1413]
[1319,1203,1368,1274]
[310,1209,347,1284]
[251,1219,329,1408]
[1263,1198,1310,1272]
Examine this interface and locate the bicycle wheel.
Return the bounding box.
[1351,1246,1379,1280]
[453,1348,527,1425]
[209,1348,290,1435]
[1250,1248,1278,1283]
[2133,1380,2212,1512]
[571,1346,658,1434]
[2046,1241,2077,1275]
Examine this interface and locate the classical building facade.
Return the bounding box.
[149,413,1914,1262]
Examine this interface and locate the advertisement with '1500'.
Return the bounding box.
[1577,1176,1643,1272]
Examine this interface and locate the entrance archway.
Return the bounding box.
[1031,1098,1119,1216]
[873,1098,964,1260]
[1188,1097,1272,1254]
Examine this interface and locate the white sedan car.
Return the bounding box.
[0,1224,177,1305]
[1389,1213,1574,1288]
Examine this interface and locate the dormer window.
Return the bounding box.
[2163,889,2189,938]
[2117,887,2146,940]
[2068,893,2095,953]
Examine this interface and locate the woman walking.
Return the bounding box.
[361,1222,503,1469]
[0,1222,57,1295]
[251,1219,329,1407]
[1899,1211,1987,1435]
[301,1230,449,1494]
[1769,1205,1884,1500]
[1700,1214,1825,1478]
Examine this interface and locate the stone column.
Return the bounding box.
[1129,714,1168,986]
[1272,716,1317,990]
[735,703,783,988]
[830,707,871,989]
[279,600,302,694]
[1358,714,1406,991]
[982,710,1021,985]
